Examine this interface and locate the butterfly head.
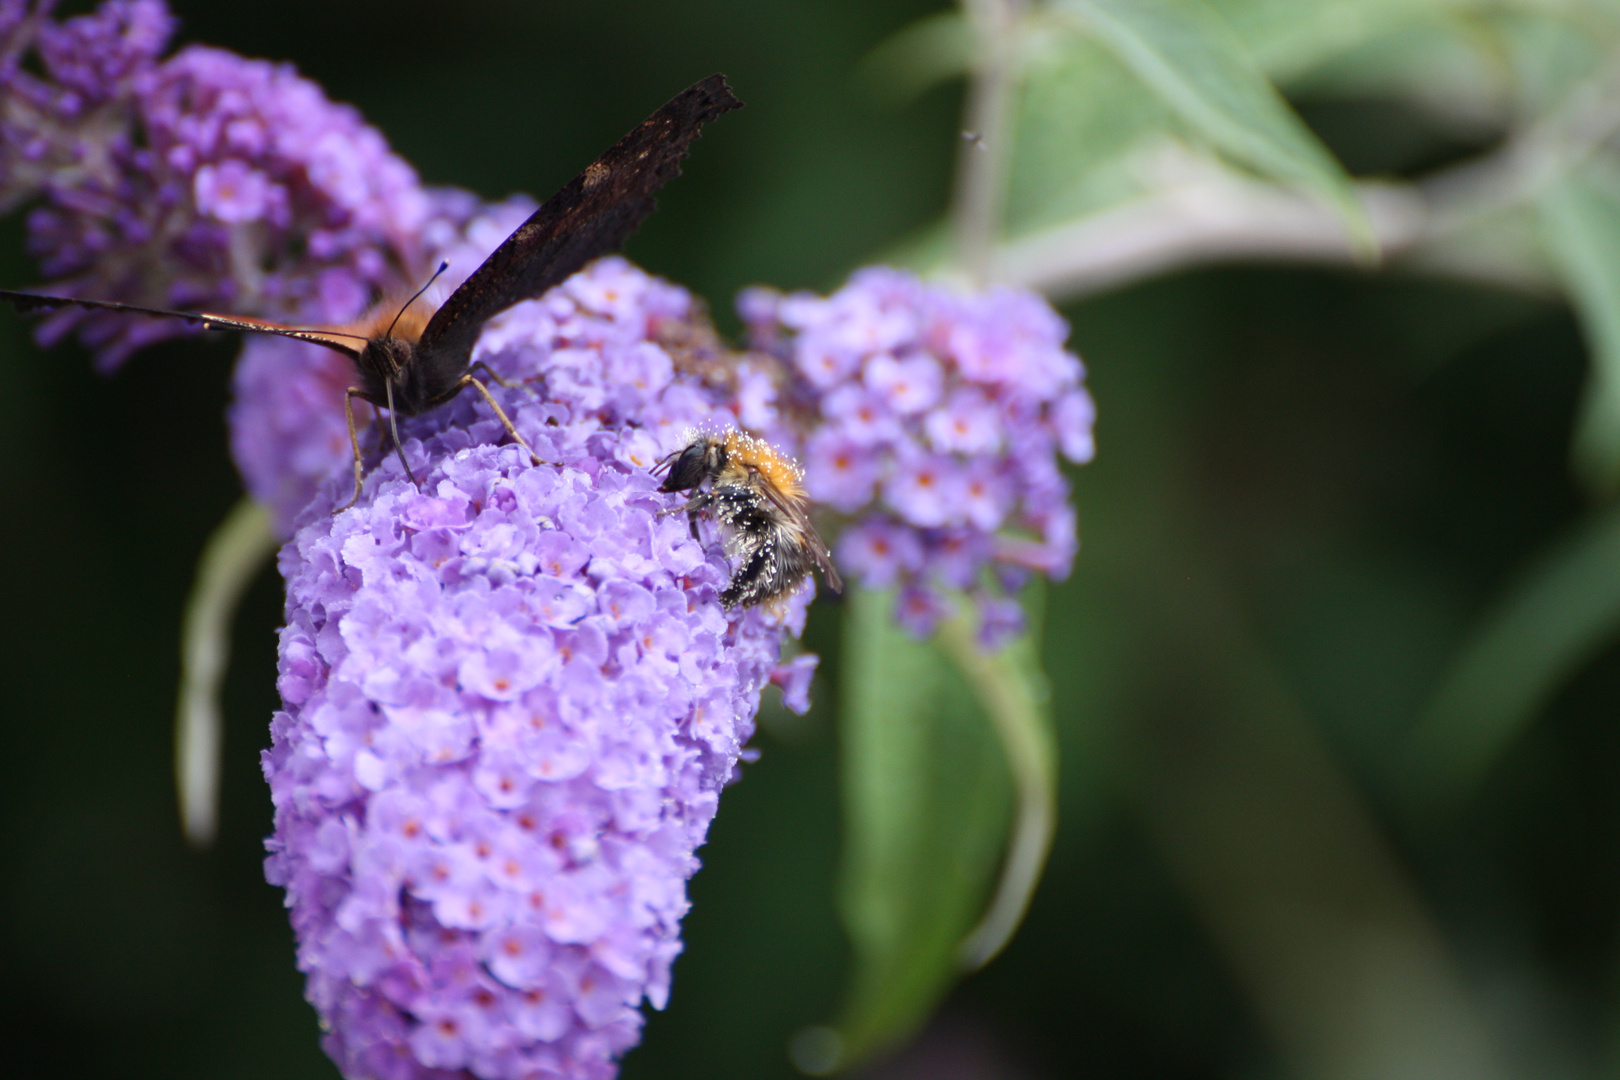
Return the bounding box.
[346,296,432,376]
[358,334,414,382]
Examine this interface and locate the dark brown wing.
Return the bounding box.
[418,74,742,365]
[0,289,365,359]
[753,471,845,594]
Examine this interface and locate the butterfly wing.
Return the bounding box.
[416,74,743,368]
[0,289,365,359]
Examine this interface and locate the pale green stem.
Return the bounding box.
[952,0,1022,285]
[176,497,277,848]
[938,611,1057,970]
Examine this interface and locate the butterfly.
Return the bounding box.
[1,74,742,508]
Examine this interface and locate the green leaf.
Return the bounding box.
[1054,0,1374,254]
[856,10,973,104]
[822,588,1014,1068]
[1399,502,1620,812]
[1498,5,1613,115]
[1539,165,1620,492]
[1005,32,1176,235]
[1209,0,1491,81]
[1283,15,1507,120]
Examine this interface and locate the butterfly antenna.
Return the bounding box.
[386,261,450,340]
[383,379,420,487]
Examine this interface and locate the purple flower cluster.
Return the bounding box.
[739,266,1095,642]
[0,0,431,367]
[0,1,174,214]
[267,255,816,1080]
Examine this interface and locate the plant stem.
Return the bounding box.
[938,609,1057,970]
[953,0,1021,285]
[176,496,276,848]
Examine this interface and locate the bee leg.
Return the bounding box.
[458,374,551,468]
[335,388,369,513]
[681,491,713,541]
[655,491,712,541]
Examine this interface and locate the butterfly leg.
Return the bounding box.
[468,360,531,393]
[458,374,549,468]
[336,388,370,513]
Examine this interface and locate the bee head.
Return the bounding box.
[658,437,726,493]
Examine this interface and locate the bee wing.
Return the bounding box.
[753,471,844,595]
[0,289,365,360]
[808,531,844,594]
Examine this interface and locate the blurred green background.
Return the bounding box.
[5,1,1620,1078]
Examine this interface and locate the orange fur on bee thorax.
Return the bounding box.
[722,430,804,501]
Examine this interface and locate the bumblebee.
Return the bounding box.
[656,429,843,607]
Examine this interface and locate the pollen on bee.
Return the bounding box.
[721,429,803,499]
